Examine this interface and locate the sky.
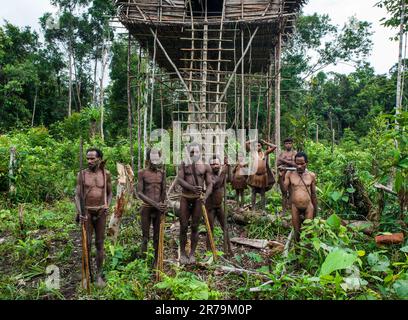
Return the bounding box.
[0,0,402,75]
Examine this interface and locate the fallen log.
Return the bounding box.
[230,237,269,249]
[375,233,404,245]
[231,210,277,225]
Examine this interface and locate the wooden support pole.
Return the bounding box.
[137,46,142,172]
[150,29,158,135]
[127,33,134,172]
[241,30,245,129]
[274,33,282,163]
[267,53,273,141]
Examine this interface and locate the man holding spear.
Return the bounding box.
[75,147,112,288]
[176,142,214,265]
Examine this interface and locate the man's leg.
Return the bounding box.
[291,204,302,242]
[141,207,151,259]
[179,197,190,265]
[94,209,107,286]
[305,203,314,221]
[189,199,202,264]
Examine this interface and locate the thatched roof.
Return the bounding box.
[114,0,306,74]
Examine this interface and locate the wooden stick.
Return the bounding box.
[374,183,398,196]
[201,201,217,261]
[219,266,269,279]
[156,213,165,282]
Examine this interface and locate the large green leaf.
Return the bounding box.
[326,214,341,230]
[330,191,342,202]
[367,252,390,272]
[397,158,408,169]
[320,248,358,276]
[393,279,408,299]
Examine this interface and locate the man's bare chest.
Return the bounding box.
[143,170,163,185]
[291,173,312,187]
[184,164,206,178]
[84,171,105,189]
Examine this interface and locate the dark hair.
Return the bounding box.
[284,138,294,143]
[87,148,103,159]
[295,152,308,163]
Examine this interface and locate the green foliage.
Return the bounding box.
[155,271,221,300]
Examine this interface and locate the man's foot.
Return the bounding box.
[96,276,106,288]
[188,255,196,265]
[179,254,189,265]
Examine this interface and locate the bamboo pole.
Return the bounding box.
[127,33,134,172]
[274,32,282,164]
[137,46,142,172]
[241,30,245,129]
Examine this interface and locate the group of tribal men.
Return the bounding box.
[74,138,317,286]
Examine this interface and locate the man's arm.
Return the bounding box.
[283,171,291,193]
[176,164,198,193]
[106,171,113,207]
[265,145,277,156]
[74,173,82,216]
[278,154,296,167]
[311,173,318,217]
[204,165,214,201]
[136,170,159,209]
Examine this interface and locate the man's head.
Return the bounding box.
[146,148,162,169]
[187,142,201,162]
[295,152,308,173]
[257,141,263,152]
[284,138,294,151]
[86,148,103,171]
[210,155,221,173]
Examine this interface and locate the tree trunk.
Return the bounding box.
[127,33,134,172]
[68,40,73,117]
[93,52,98,107]
[99,42,109,142]
[31,86,38,127]
[9,146,17,195]
[275,32,282,166]
[396,0,406,126]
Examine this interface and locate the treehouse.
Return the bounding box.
[113,0,306,158]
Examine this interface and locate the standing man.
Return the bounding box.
[283,152,318,242]
[176,142,213,265]
[277,138,297,214]
[246,139,276,211]
[231,152,248,207]
[136,148,167,268]
[75,148,112,287]
[206,156,233,255]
